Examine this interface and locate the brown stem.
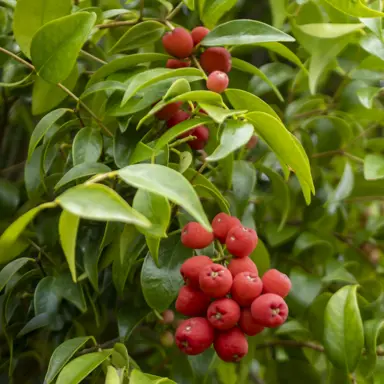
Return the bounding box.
[80,50,107,65]
[96,19,139,29]
[166,1,184,20]
[0,47,34,71]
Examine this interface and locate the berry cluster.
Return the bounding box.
[154,26,233,151]
[175,213,291,362]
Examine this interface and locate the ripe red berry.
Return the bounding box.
[181,222,214,249]
[162,27,194,59]
[200,47,232,74]
[160,309,175,324]
[239,308,264,336]
[246,135,258,149]
[155,101,183,120]
[188,125,209,150]
[199,264,233,298]
[180,255,213,288]
[214,327,248,362]
[231,272,263,307]
[207,298,240,330]
[226,226,258,258]
[166,59,191,69]
[191,26,210,46]
[212,213,241,243]
[176,317,214,355]
[227,257,258,278]
[176,285,211,316]
[206,71,229,93]
[262,269,292,298]
[167,110,190,128]
[251,293,288,328]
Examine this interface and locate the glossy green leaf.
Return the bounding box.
[299,23,364,38]
[118,306,150,341]
[171,90,223,105]
[360,34,384,61]
[13,0,72,57]
[72,127,103,166]
[201,0,237,29]
[0,258,34,292]
[324,285,364,372]
[293,232,334,258]
[163,79,191,100]
[30,12,97,83]
[105,366,120,384]
[110,21,165,53]
[322,0,384,17]
[201,19,295,46]
[198,103,246,124]
[360,320,384,376]
[364,154,384,180]
[206,121,254,162]
[357,86,382,109]
[17,313,51,337]
[179,152,193,173]
[183,0,195,10]
[118,164,211,230]
[114,128,144,168]
[81,81,126,100]
[56,351,112,384]
[250,239,270,276]
[360,0,382,39]
[308,292,332,342]
[56,184,151,228]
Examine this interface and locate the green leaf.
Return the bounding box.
[110,21,165,53]
[72,127,103,166]
[30,12,97,84]
[106,366,120,384]
[308,292,332,342]
[201,19,295,46]
[293,232,334,258]
[13,0,72,57]
[45,337,94,384]
[118,306,150,341]
[250,239,270,276]
[322,0,384,17]
[206,121,254,162]
[117,164,211,231]
[56,351,112,384]
[171,90,223,105]
[298,23,365,38]
[59,210,80,282]
[34,276,59,315]
[55,163,111,190]
[56,184,151,228]
[232,58,284,101]
[0,258,34,292]
[357,86,382,109]
[80,81,126,100]
[360,0,382,40]
[360,34,384,61]
[201,0,237,29]
[269,0,286,29]
[198,104,246,124]
[364,154,384,180]
[324,285,364,372]
[163,79,191,101]
[17,313,51,337]
[114,128,144,168]
[179,152,193,173]
[0,72,33,88]
[141,237,193,312]
[183,0,195,10]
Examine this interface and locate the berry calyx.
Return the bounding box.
[166,59,191,69]
[251,293,288,328]
[227,257,258,278]
[239,308,264,336]
[231,272,263,307]
[199,263,233,298]
[212,213,241,243]
[191,26,210,46]
[167,110,190,128]
[162,27,194,59]
[262,269,292,298]
[207,298,240,330]
[200,47,232,74]
[206,71,229,93]
[180,255,213,288]
[175,317,214,355]
[214,327,248,362]
[155,101,183,120]
[176,285,211,316]
[226,226,258,258]
[181,222,214,249]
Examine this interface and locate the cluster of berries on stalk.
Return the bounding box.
[174,213,291,362]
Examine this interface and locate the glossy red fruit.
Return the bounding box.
[180,255,213,288]
[160,309,175,324]
[251,293,288,328]
[155,101,183,120]
[207,298,240,330]
[166,110,190,128]
[200,47,232,74]
[231,272,263,307]
[162,27,194,59]
[214,327,248,362]
[199,264,233,298]
[246,135,258,149]
[262,269,292,298]
[239,308,265,336]
[226,226,258,258]
[206,71,229,93]
[166,59,191,69]
[176,286,211,316]
[176,317,214,355]
[188,125,209,150]
[227,257,258,278]
[212,213,241,243]
[181,222,214,249]
[191,26,210,46]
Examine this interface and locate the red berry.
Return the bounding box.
[200,47,232,74]
[162,27,194,59]
[246,135,258,149]
[239,308,264,336]
[262,269,292,298]
[176,285,211,316]
[155,101,183,120]
[251,293,288,328]
[188,125,209,150]
[176,317,214,355]
[227,257,258,278]
[226,226,258,258]
[166,59,191,69]
[214,327,248,362]
[212,213,241,243]
[160,309,175,324]
[181,222,214,249]
[167,110,190,128]
[207,298,240,330]
[191,26,210,46]
[180,255,213,288]
[199,264,233,298]
[206,71,229,93]
[231,272,263,307]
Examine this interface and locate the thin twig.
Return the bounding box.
[78,338,120,356]
[96,19,139,29]
[311,149,342,159]
[80,50,107,65]
[139,0,145,20]
[191,56,207,79]
[256,340,324,352]
[167,1,184,20]
[292,108,328,120]
[0,47,34,70]
[169,135,197,148]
